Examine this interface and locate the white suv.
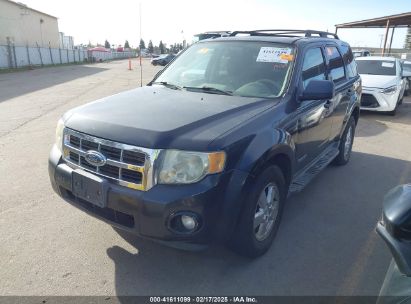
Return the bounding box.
[356,56,406,115]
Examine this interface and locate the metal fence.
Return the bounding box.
[0,44,137,69]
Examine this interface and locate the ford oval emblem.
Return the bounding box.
[85,150,106,167]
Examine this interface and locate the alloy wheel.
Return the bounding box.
[254,183,280,241]
[344,126,353,160]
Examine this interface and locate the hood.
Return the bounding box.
[64,86,277,150]
[360,74,399,89]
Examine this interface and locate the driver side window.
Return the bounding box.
[302,48,326,89]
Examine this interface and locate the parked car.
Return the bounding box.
[401,60,411,96]
[49,29,361,257]
[151,54,176,66]
[376,184,411,302]
[353,49,371,58]
[356,56,406,115]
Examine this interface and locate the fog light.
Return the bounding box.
[169,212,201,234]
[181,215,197,231]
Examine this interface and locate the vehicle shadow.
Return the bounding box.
[107,151,411,297]
[357,97,411,137]
[356,115,388,138]
[0,65,107,103]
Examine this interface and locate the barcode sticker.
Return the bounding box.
[256,47,293,63]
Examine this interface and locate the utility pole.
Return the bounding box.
[139,3,143,87]
[379,34,384,49]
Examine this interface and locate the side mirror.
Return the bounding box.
[377,184,411,276]
[300,80,335,101]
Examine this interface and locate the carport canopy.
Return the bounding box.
[335,12,411,55]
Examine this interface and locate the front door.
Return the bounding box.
[294,46,334,169]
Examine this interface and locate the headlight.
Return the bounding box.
[158,150,226,184]
[55,118,65,152]
[380,85,398,94]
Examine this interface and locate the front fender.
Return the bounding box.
[212,128,296,242]
[236,128,296,176]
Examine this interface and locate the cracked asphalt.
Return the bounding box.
[0,59,410,296]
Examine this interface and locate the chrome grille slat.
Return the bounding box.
[62,128,159,191]
[96,143,101,173]
[119,149,124,180]
[64,143,145,171]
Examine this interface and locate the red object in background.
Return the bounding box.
[88,47,110,52]
[117,47,124,52]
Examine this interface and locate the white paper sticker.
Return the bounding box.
[382,62,394,68]
[256,47,292,63]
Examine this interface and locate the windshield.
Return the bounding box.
[154,41,295,98]
[356,60,396,76]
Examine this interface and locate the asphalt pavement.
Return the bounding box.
[0,59,410,296]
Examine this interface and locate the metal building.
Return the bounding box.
[0,0,60,48]
[335,12,411,56]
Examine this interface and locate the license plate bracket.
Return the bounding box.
[72,169,108,208]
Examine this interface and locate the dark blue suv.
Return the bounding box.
[49,30,361,257]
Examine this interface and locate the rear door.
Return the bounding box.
[326,44,359,140]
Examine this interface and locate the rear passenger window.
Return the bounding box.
[326,46,345,83]
[340,44,358,79]
[302,48,326,89]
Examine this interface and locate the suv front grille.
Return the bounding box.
[62,129,155,191]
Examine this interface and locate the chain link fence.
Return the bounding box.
[0,43,136,69]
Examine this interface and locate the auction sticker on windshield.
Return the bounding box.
[256,47,293,63]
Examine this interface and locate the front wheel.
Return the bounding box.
[404,79,410,97]
[333,116,356,166]
[230,165,286,258]
[387,96,401,116]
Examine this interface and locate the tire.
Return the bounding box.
[404,79,410,97]
[387,96,400,116]
[388,106,397,116]
[333,116,356,166]
[399,94,404,105]
[230,165,286,258]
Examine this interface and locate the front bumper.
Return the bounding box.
[360,88,399,112]
[49,145,249,246]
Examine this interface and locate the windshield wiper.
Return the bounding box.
[183,86,233,96]
[152,81,183,90]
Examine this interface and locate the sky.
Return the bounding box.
[19,0,411,49]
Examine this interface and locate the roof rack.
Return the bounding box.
[229,29,339,40]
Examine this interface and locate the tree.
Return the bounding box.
[404,28,411,49]
[148,40,154,54]
[104,40,110,49]
[139,38,146,50]
[124,40,130,49]
[159,40,165,54]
